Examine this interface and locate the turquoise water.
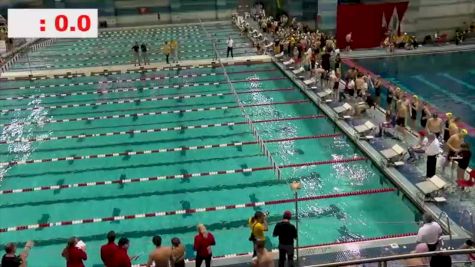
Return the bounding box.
[10,23,255,71]
[0,62,420,266]
[354,50,475,166]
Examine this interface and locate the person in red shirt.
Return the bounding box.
[101,231,118,267]
[110,237,131,267]
[193,224,216,267]
[61,237,87,267]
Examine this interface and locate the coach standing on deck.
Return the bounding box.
[227,36,234,58]
[273,211,297,267]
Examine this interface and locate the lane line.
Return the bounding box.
[0,115,325,144]
[0,74,283,102]
[0,187,391,232]
[0,134,342,167]
[0,100,309,127]
[0,157,366,195]
[0,87,293,113]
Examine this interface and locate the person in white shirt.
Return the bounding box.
[227,36,234,58]
[425,133,441,178]
[417,213,442,251]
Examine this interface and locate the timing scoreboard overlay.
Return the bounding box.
[8,9,98,38]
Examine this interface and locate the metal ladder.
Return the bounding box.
[439,211,453,242]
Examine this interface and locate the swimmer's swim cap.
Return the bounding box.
[461,129,468,135]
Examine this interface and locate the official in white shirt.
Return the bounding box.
[227,36,234,58]
[425,133,441,178]
[417,213,442,251]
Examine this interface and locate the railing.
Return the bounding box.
[304,249,475,267]
[439,211,453,242]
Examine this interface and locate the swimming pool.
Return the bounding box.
[0,59,422,266]
[353,50,475,166]
[8,22,255,71]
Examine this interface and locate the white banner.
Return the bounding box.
[8,9,98,38]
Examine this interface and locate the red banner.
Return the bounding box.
[336,2,408,49]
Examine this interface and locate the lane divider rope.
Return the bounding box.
[0,157,366,195]
[0,134,342,167]
[0,100,309,127]
[0,73,282,101]
[0,115,325,144]
[0,186,391,232]
[0,87,294,113]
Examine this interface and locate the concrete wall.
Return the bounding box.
[400,0,475,39]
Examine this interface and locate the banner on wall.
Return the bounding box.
[336,2,409,49]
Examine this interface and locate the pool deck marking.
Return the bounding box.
[0,156,366,195]
[0,67,276,94]
[0,187,390,232]
[438,73,475,90]
[0,115,325,144]
[0,134,342,167]
[0,87,294,113]
[0,99,308,127]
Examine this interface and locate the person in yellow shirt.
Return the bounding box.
[162,41,171,64]
[248,211,268,257]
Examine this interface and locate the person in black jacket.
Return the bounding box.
[273,211,297,267]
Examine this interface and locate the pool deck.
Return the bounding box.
[340,43,475,59]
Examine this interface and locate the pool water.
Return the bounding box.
[354,50,475,166]
[9,23,255,71]
[0,61,421,266]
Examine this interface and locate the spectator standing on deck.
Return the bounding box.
[417,213,442,251]
[420,102,431,129]
[62,237,87,267]
[425,133,441,178]
[227,36,234,58]
[444,129,467,171]
[141,43,149,65]
[171,238,185,267]
[249,211,268,257]
[345,32,352,51]
[101,231,118,267]
[162,41,171,64]
[132,42,141,66]
[1,241,34,267]
[273,211,297,267]
[194,224,215,267]
[426,113,443,139]
[110,238,132,267]
[146,236,172,267]
[443,113,453,143]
